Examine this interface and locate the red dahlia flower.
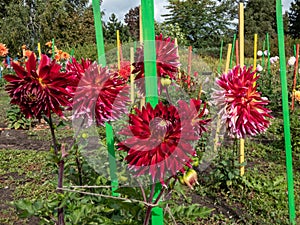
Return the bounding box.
[4,54,73,119]
[132,34,180,95]
[118,100,209,185]
[73,63,130,127]
[213,65,273,138]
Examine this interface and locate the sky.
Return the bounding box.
[100,0,294,23]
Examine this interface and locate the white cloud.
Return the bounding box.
[99,0,293,23]
[101,0,169,23]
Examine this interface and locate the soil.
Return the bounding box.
[0,122,247,224]
[0,121,52,225]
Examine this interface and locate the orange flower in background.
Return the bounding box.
[45,41,52,47]
[0,43,9,57]
[61,52,70,60]
[54,54,60,61]
[295,90,300,102]
[24,50,34,58]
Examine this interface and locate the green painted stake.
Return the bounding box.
[262,39,266,68]
[92,0,119,197]
[276,1,296,224]
[266,33,271,75]
[229,34,236,68]
[70,48,74,63]
[141,0,163,224]
[294,44,296,57]
[217,39,223,74]
[52,38,55,59]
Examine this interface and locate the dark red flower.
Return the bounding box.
[118,100,209,185]
[132,34,180,95]
[213,65,273,138]
[4,54,73,119]
[73,63,130,126]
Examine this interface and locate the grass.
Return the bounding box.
[0,149,54,225]
[0,58,299,224]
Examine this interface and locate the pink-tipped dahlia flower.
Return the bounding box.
[213,65,273,138]
[4,54,74,119]
[132,34,180,95]
[72,63,130,127]
[118,100,209,185]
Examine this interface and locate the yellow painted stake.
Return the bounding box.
[130,47,135,103]
[175,38,181,80]
[253,34,258,86]
[225,44,232,73]
[214,44,232,154]
[117,30,121,70]
[139,5,143,44]
[38,43,41,60]
[139,5,145,109]
[239,2,245,176]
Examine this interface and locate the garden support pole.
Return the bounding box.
[229,34,236,68]
[276,1,296,224]
[92,0,119,197]
[218,39,223,74]
[141,0,163,224]
[266,33,271,75]
[52,38,55,59]
[253,34,258,86]
[239,2,245,176]
[117,30,121,70]
[291,44,299,111]
[38,43,41,60]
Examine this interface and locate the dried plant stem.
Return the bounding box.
[48,114,65,225]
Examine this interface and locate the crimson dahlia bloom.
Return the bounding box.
[132,34,180,95]
[4,54,73,119]
[73,63,130,127]
[213,65,273,138]
[118,100,209,185]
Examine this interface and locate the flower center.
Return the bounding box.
[38,78,47,88]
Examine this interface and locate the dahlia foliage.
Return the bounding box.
[4,53,74,119]
[132,34,180,94]
[213,65,273,138]
[118,100,210,185]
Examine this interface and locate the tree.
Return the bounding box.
[244,0,277,38]
[0,0,99,56]
[104,13,129,43]
[288,0,300,39]
[124,6,140,41]
[163,0,237,50]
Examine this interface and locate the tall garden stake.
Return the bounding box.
[141,0,163,224]
[92,0,119,197]
[276,0,296,224]
[253,34,258,86]
[217,39,223,74]
[291,44,299,111]
[239,2,245,176]
[229,34,236,68]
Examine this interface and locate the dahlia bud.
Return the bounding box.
[183,169,199,189]
[161,77,172,86]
